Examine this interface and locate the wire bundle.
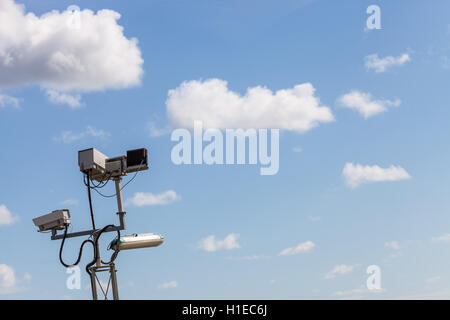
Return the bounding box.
[58,163,143,275]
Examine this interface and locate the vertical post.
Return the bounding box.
[112,178,122,300]
[90,268,98,300]
[118,212,126,230]
[94,234,101,267]
[115,178,124,214]
[110,263,120,300]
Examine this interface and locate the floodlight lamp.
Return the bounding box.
[109,233,164,251]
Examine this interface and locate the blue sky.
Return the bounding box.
[1,0,450,299]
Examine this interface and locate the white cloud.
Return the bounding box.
[0,94,20,108]
[342,163,411,188]
[126,190,180,207]
[198,233,240,252]
[157,280,178,289]
[394,289,450,300]
[226,254,270,261]
[60,199,78,206]
[0,205,18,226]
[148,121,172,137]
[332,287,386,299]
[308,216,321,222]
[365,53,411,73]
[0,0,143,103]
[432,233,450,243]
[385,241,400,250]
[23,273,32,282]
[54,125,109,144]
[425,276,441,284]
[292,147,302,153]
[279,241,315,256]
[337,90,401,119]
[0,265,15,288]
[0,264,21,295]
[324,264,355,279]
[46,89,82,108]
[166,79,334,132]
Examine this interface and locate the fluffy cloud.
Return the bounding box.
[226,254,270,261]
[148,121,172,137]
[0,205,18,226]
[365,53,411,73]
[279,240,315,256]
[23,273,32,282]
[0,265,15,288]
[198,233,240,252]
[157,281,178,289]
[0,1,143,104]
[166,79,334,132]
[333,287,386,299]
[337,90,400,118]
[342,163,411,188]
[425,276,441,284]
[45,90,82,108]
[0,94,20,109]
[126,190,180,207]
[54,125,109,144]
[60,199,78,206]
[432,234,450,243]
[324,264,355,279]
[385,241,400,250]
[394,289,450,300]
[0,264,19,294]
[0,265,30,295]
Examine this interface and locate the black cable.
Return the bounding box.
[59,224,95,268]
[101,232,121,265]
[86,174,96,230]
[89,172,113,189]
[95,224,120,265]
[82,171,112,190]
[91,187,118,198]
[90,161,144,198]
[85,225,121,274]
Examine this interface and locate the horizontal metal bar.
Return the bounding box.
[51,225,123,241]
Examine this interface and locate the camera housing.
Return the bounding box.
[109,233,164,251]
[105,156,127,178]
[78,148,108,176]
[126,148,148,173]
[33,209,71,232]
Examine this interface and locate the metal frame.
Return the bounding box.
[88,263,119,300]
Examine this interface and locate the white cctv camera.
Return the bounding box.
[33,209,71,232]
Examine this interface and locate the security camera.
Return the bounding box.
[78,148,108,177]
[109,233,164,251]
[125,148,149,173]
[33,209,71,232]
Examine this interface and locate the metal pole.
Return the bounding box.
[95,234,101,267]
[110,263,120,300]
[115,178,124,214]
[89,268,98,300]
